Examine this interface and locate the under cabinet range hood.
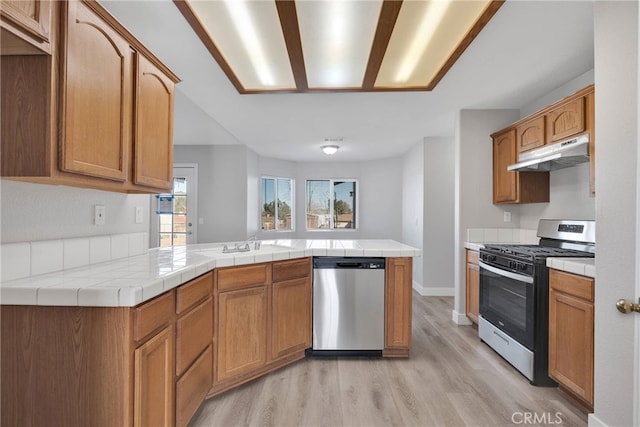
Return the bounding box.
[507,134,590,172]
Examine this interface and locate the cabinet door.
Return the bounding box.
[384,257,412,356]
[493,129,518,203]
[216,287,267,382]
[60,0,131,182]
[546,97,585,143]
[516,116,545,153]
[134,325,174,427]
[133,52,174,191]
[176,297,213,376]
[176,345,212,427]
[272,277,311,360]
[0,0,52,54]
[465,256,479,324]
[549,288,594,405]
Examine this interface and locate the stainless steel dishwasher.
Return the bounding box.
[311,257,385,355]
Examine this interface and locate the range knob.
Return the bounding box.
[518,263,528,271]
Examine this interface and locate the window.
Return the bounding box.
[306,179,357,230]
[261,177,294,231]
[158,177,188,247]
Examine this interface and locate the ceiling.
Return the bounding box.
[100,0,594,163]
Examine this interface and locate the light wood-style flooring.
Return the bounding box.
[192,295,587,427]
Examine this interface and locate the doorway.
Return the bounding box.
[150,164,198,248]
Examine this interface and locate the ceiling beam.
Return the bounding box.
[275,0,308,92]
[362,0,404,90]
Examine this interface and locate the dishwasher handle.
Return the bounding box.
[313,257,385,269]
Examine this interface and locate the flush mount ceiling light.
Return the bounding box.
[321,145,340,155]
[174,0,504,93]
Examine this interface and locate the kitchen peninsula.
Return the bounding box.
[1,238,419,427]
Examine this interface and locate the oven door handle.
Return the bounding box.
[479,261,534,284]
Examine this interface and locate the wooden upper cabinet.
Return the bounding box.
[516,116,545,153]
[60,0,131,181]
[493,129,518,203]
[0,0,52,54]
[134,53,175,191]
[545,96,585,143]
[492,128,549,204]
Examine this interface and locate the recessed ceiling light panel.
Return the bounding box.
[188,0,296,90]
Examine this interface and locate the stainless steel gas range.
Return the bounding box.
[478,219,595,386]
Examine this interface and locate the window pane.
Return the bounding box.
[306,180,330,229]
[159,214,173,233]
[174,195,187,214]
[277,178,293,231]
[159,233,173,247]
[261,178,275,230]
[173,177,187,195]
[173,214,187,233]
[334,181,356,229]
[172,233,187,246]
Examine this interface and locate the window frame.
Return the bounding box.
[260,176,295,232]
[305,178,359,231]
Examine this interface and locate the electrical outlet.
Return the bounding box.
[94,205,106,226]
[135,206,144,224]
[503,211,512,223]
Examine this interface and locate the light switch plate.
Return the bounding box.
[135,206,144,224]
[94,205,106,226]
[503,211,512,223]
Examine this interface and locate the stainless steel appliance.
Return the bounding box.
[507,134,590,172]
[312,257,385,355]
[479,219,595,386]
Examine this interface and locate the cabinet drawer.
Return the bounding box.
[176,345,212,427]
[134,291,174,342]
[176,297,213,375]
[466,250,479,265]
[550,269,594,302]
[273,257,310,282]
[217,263,269,291]
[176,272,212,314]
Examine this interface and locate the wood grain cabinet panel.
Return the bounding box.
[216,286,268,382]
[134,290,175,343]
[60,0,132,181]
[384,257,412,356]
[516,116,545,153]
[176,297,213,376]
[465,250,480,324]
[176,272,212,314]
[176,345,213,427]
[272,277,312,360]
[0,0,52,54]
[549,269,594,409]
[134,325,175,427]
[217,263,269,291]
[545,97,585,143]
[492,128,549,204]
[134,52,175,190]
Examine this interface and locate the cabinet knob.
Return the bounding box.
[616,298,640,314]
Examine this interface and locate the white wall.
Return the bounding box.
[422,137,455,294]
[402,142,424,289]
[592,2,639,425]
[0,181,149,243]
[174,145,251,243]
[453,109,520,323]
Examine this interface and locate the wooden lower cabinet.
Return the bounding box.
[549,269,594,409]
[134,325,174,427]
[176,345,213,427]
[465,249,480,324]
[216,286,268,382]
[272,277,312,360]
[384,257,413,357]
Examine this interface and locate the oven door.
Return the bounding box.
[479,261,535,350]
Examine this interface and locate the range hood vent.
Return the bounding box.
[507,134,590,172]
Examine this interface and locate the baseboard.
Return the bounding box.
[452,310,473,325]
[587,413,609,427]
[412,281,454,296]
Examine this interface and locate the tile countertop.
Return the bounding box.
[546,258,595,278]
[0,239,419,307]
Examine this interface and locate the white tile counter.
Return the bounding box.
[546,257,595,278]
[1,239,419,307]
